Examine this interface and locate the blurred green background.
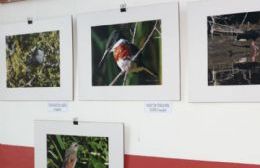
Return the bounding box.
[6,31,60,88]
[47,134,109,168]
[91,20,162,86]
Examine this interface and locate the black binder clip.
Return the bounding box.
[27,17,33,25]
[120,3,127,13]
[73,118,79,125]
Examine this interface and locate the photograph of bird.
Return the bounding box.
[236,30,260,62]
[91,20,161,86]
[6,31,60,88]
[98,30,156,81]
[61,143,79,168]
[47,135,110,168]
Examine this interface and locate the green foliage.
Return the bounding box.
[6,31,60,88]
[91,20,162,86]
[47,134,109,168]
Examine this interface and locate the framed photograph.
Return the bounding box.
[0,16,73,100]
[77,2,180,100]
[188,0,260,102]
[34,120,124,168]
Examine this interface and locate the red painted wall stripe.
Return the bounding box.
[1,144,260,168]
[1,144,34,168]
[125,155,260,168]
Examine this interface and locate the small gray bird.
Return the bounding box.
[62,143,79,168]
[30,48,45,66]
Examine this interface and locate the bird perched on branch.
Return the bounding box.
[62,143,79,168]
[237,30,260,62]
[98,30,156,82]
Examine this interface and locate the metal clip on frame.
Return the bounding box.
[120,3,127,12]
[27,17,33,25]
[73,118,79,125]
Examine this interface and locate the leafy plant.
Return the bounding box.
[91,20,162,86]
[6,31,60,88]
[47,134,109,168]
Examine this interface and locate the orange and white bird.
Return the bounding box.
[98,30,156,81]
[61,143,79,168]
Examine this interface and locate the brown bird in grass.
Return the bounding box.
[62,143,79,168]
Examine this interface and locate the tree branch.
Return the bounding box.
[131,20,158,61]
[155,27,161,36]
[109,71,125,86]
[240,12,248,28]
[123,71,128,85]
[25,75,36,87]
[131,23,138,43]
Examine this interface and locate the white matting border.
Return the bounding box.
[188,0,260,102]
[77,2,180,101]
[34,120,124,168]
[0,16,73,100]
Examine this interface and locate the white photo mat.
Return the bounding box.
[77,2,180,101]
[188,0,260,102]
[34,120,124,168]
[0,16,73,100]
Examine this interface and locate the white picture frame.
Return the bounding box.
[0,16,73,100]
[77,2,180,101]
[188,0,260,102]
[34,120,124,168]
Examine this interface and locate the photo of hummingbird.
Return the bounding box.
[92,20,161,86]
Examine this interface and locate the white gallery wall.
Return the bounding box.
[0,0,260,165]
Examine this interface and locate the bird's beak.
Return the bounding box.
[98,49,109,67]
